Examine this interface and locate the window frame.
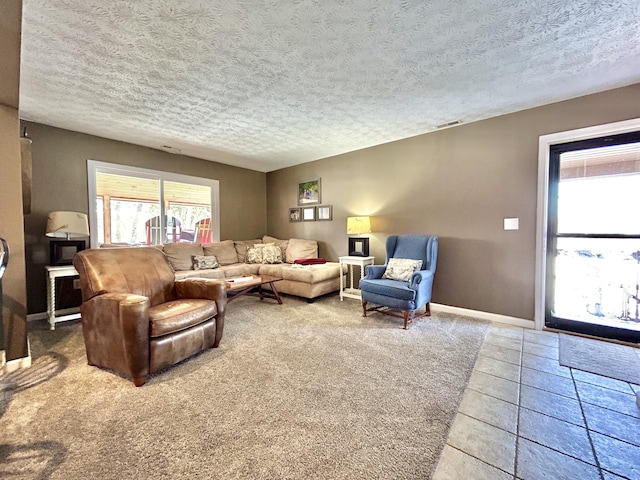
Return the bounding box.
[87,160,220,248]
[535,118,640,330]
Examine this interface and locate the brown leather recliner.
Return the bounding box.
[73,247,227,386]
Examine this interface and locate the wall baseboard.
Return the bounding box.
[27,312,48,322]
[2,339,32,373]
[4,355,32,372]
[26,304,535,329]
[431,303,535,329]
[27,307,79,323]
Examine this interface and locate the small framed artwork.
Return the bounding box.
[50,240,86,266]
[289,207,301,222]
[316,205,332,221]
[297,178,321,206]
[348,237,370,257]
[302,206,316,221]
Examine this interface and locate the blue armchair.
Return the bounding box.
[360,234,438,329]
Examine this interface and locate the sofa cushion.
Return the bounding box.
[382,258,423,281]
[273,262,342,283]
[285,238,318,263]
[234,239,262,263]
[263,235,289,259]
[258,264,284,278]
[149,298,217,337]
[163,243,203,271]
[219,263,260,277]
[192,255,219,270]
[203,240,238,265]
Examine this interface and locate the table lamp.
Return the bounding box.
[45,211,89,265]
[347,216,371,256]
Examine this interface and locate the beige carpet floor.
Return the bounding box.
[1,295,488,480]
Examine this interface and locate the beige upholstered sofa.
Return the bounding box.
[160,235,345,301]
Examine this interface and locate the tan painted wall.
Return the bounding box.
[267,84,640,322]
[23,122,267,314]
[0,0,27,362]
[0,0,21,109]
[0,106,28,361]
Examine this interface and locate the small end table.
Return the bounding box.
[45,265,81,330]
[339,256,375,301]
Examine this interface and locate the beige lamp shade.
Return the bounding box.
[45,211,90,239]
[346,216,372,235]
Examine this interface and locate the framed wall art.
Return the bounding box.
[50,240,86,266]
[302,206,316,221]
[316,205,332,221]
[289,207,301,222]
[348,237,370,257]
[297,178,321,206]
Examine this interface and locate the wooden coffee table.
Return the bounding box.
[225,275,284,304]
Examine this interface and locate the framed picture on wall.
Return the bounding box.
[316,205,332,221]
[289,208,301,222]
[302,206,316,221]
[297,178,321,206]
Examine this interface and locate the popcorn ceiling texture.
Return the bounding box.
[19,0,640,172]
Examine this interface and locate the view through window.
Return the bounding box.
[88,161,219,248]
[552,142,640,332]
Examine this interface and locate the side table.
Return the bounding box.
[45,265,81,330]
[339,256,375,301]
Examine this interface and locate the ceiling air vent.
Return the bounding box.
[436,120,462,129]
[160,145,182,154]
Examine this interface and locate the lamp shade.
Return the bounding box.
[45,211,90,239]
[346,216,371,235]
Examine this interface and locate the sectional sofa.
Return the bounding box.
[159,235,346,301]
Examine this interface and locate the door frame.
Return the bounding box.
[534,117,640,330]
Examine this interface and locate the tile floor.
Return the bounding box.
[432,324,640,480]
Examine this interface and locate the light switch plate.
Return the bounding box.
[504,218,519,230]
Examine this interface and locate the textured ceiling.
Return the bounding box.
[19,0,640,172]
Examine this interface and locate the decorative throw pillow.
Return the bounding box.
[261,244,282,264]
[234,239,262,263]
[263,235,289,259]
[192,255,219,270]
[382,258,423,281]
[245,246,264,264]
[245,243,282,264]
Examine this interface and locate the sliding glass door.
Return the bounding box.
[546,132,640,342]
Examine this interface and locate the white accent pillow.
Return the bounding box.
[382,258,423,281]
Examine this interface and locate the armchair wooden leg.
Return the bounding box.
[401,310,410,330]
[362,300,368,317]
[426,302,431,316]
